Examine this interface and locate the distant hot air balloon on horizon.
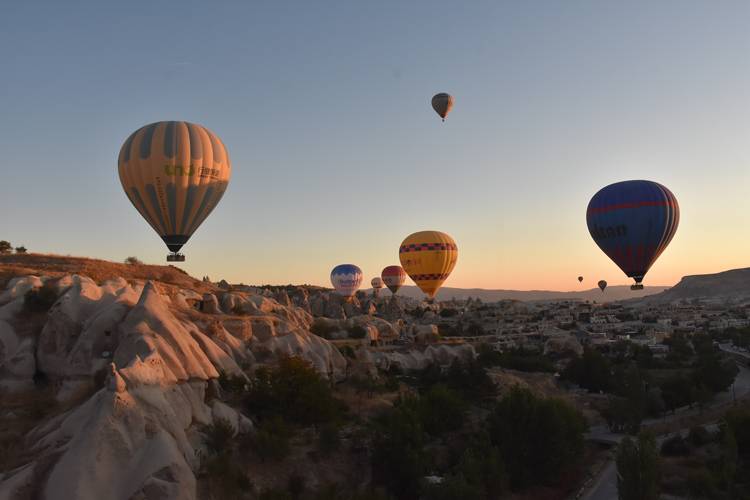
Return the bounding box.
[330,264,363,300]
[371,277,384,297]
[578,276,584,283]
[118,121,231,262]
[399,231,458,300]
[598,280,607,292]
[431,93,454,122]
[587,180,679,290]
[381,266,407,295]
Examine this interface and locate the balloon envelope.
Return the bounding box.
[118,121,231,255]
[431,93,454,121]
[586,180,679,285]
[578,276,584,283]
[331,264,363,298]
[371,277,384,289]
[598,280,607,292]
[399,231,458,299]
[381,266,407,295]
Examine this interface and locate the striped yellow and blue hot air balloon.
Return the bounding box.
[399,231,458,299]
[118,121,231,261]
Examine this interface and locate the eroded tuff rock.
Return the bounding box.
[0,274,348,500]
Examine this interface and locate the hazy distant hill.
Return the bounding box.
[633,267,750,303]
[372,284,669,303]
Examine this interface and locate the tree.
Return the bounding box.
[562,347,613,393]
[488,386,586,489]
[14,246,27,254]
[244,356,343,427]
[616,432,660,500]
[0,241,11,254]
[124,256,143,265]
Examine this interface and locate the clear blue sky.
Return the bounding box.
[2,1,750,290]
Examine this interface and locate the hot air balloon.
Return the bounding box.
[586,180,679,290]
[578,276,584,283]
[331,264,363,300]
[371,277,384,298]
[598,280,607,292]
[431,93,454,122]
[118,121,231,262]
[381,266,407,295]
[399,231,458,300]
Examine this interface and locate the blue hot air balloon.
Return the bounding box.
[330,264,363,299]
[586,180,679,290]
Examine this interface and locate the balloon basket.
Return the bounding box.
[630,284,644,290]
[167,253,185,262]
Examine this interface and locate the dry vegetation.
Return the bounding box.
[0,253,215,293]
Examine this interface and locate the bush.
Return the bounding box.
[689,426,713,447]
[488,386,586,489]
[439,308,459,318]
[244,356,343,426]
[686,468,717,498]
[23,284,58,314]
[317,423,341,455]
[660,435,689,456]
[253,417,291,462]
[124,256,143,265]
[310,319,338,339]
[348,325,367,339]
[218,372,247,395]
[202,417,236,456]
[200,452,252,499]
[14,246,27,254]
[0,241,11,254]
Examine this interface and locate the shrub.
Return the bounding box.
[14,246,27,254]
[348,325,367,339]
[202,417,236,456]
[686,468,717,498]
[253,417,291,462]
[440,308,459,318]
[0,241,11,254]
[660,435,689,456]
[218,372,247,395]
[488,386,586,489]
[124,256,143,265]
[23,283,58,314]
[244,356,343,426]
[317,423,341,455]
[310,318,338,339]
[689,426,713,447]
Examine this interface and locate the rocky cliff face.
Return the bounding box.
[0,273,347,500]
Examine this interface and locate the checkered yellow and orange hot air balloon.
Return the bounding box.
[399,231,458,300]
[118,121,231,261]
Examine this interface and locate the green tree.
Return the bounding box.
[244,356,343,427]
[14,246,27,254]
[719,427,738,490]
[488,386,586,489]
[562,347,612,393]
[0,241,11,254]
[616,432,660,500]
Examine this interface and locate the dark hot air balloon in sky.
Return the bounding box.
[431,93,454,122]
[586,180,679,290]
[578,276,584,283]
[598,280,607,292]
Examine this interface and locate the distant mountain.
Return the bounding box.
[370,284,669,303]
[632,267,750,303]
